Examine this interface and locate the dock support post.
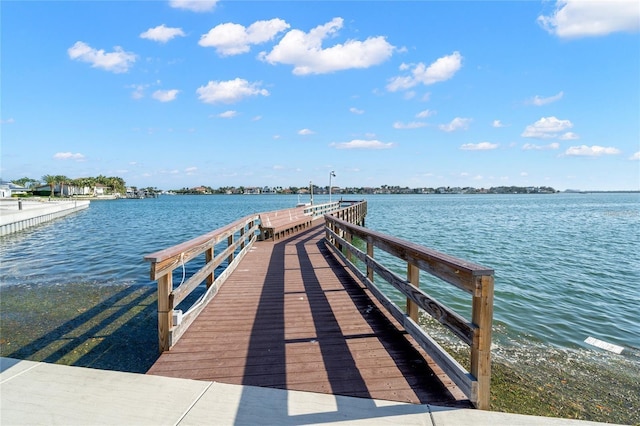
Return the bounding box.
[157,274,173,352]
[471,275,494,410]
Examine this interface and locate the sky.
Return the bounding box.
[1,0,639,191]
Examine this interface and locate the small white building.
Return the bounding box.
[0,181,29,198]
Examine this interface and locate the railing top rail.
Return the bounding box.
[144,213,260,263]
[325,214,493,276]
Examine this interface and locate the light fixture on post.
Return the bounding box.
[329,170,336,202]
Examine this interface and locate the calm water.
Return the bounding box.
[1,193,639,357]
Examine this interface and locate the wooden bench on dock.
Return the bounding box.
[259,207,312,241]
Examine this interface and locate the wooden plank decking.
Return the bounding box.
[147,224,471,407]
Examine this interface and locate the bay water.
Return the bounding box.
[1,193,638,415]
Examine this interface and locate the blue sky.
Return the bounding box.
[2,0,639,191]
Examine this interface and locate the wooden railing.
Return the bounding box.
[144,201,349,352]
[144,214,260,352]
[302,200,340,218]
[324,205,494,410]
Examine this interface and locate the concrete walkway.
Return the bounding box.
[0,358,615,426]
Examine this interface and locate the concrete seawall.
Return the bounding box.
[0,199,90,237]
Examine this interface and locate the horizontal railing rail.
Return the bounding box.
[323,208,494,410]
[144,201,351,352]
[303,200,340,218]
[144,214,260,352]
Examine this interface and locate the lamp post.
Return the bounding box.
[329,171,336,202]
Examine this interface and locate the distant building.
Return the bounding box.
[1,181,30,198]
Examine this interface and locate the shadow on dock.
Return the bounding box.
[0,283,160,373]
[149,225,470,408]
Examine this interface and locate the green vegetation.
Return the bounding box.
[0,283,158,373]
[6,175,127,197]
[418,315,640,425]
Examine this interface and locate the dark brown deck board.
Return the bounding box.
[147,224,470,407]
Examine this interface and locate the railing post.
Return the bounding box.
[206,247,214,288]
[407,263,419,322]
[227,234,234,263]
[471,274,494,410]
[346,230,353,262]
[366,236,374,283]
[157,273,173,352]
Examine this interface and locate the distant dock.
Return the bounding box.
[0,198,90,236]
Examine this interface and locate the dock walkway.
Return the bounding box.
[147,224,468,407]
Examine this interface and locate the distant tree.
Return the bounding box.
[54,175,69,197]
[109,176,126,195]
[42,175,57,196]
[12,177,38,188]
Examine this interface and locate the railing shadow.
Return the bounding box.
[235,224,466,424]
[1,285,159,373]
[316,234,465,406]
[240,234,287,388]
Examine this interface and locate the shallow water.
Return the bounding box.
[2,193,638,351]
[1,193,638,421]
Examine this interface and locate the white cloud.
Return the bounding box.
[68,41,136,73]
[140,25,186,43]
[350,107,364,115]
[403,91,416,100]
[185,166,198,173]
[259,17,394,75]
[196,78,269,104]
[53,152,85,161]
[1,118,15,124]
[218,110,237,118]
[492,119,506,128]
[129,84,147,99]
[199,19,290,56]
[152,89,180,102]
[521,116,574,139]
[169,0,218,12]
[564,145,621,156]
[559,131,579,140]
[252,115,262,121]
[387,52,462,92]
[630,151,640,161]
[416,109,435,118]
[538,0,640,38]
[298,128,315,135]
[439,117,471,132]
[530,91,564,106]
[393,121,426,129]
[460,142,498,151]
[330,139,395,149]
[522,142,561,150]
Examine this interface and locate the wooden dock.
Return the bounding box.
[147,224,469,407]
[144,200,494,409]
